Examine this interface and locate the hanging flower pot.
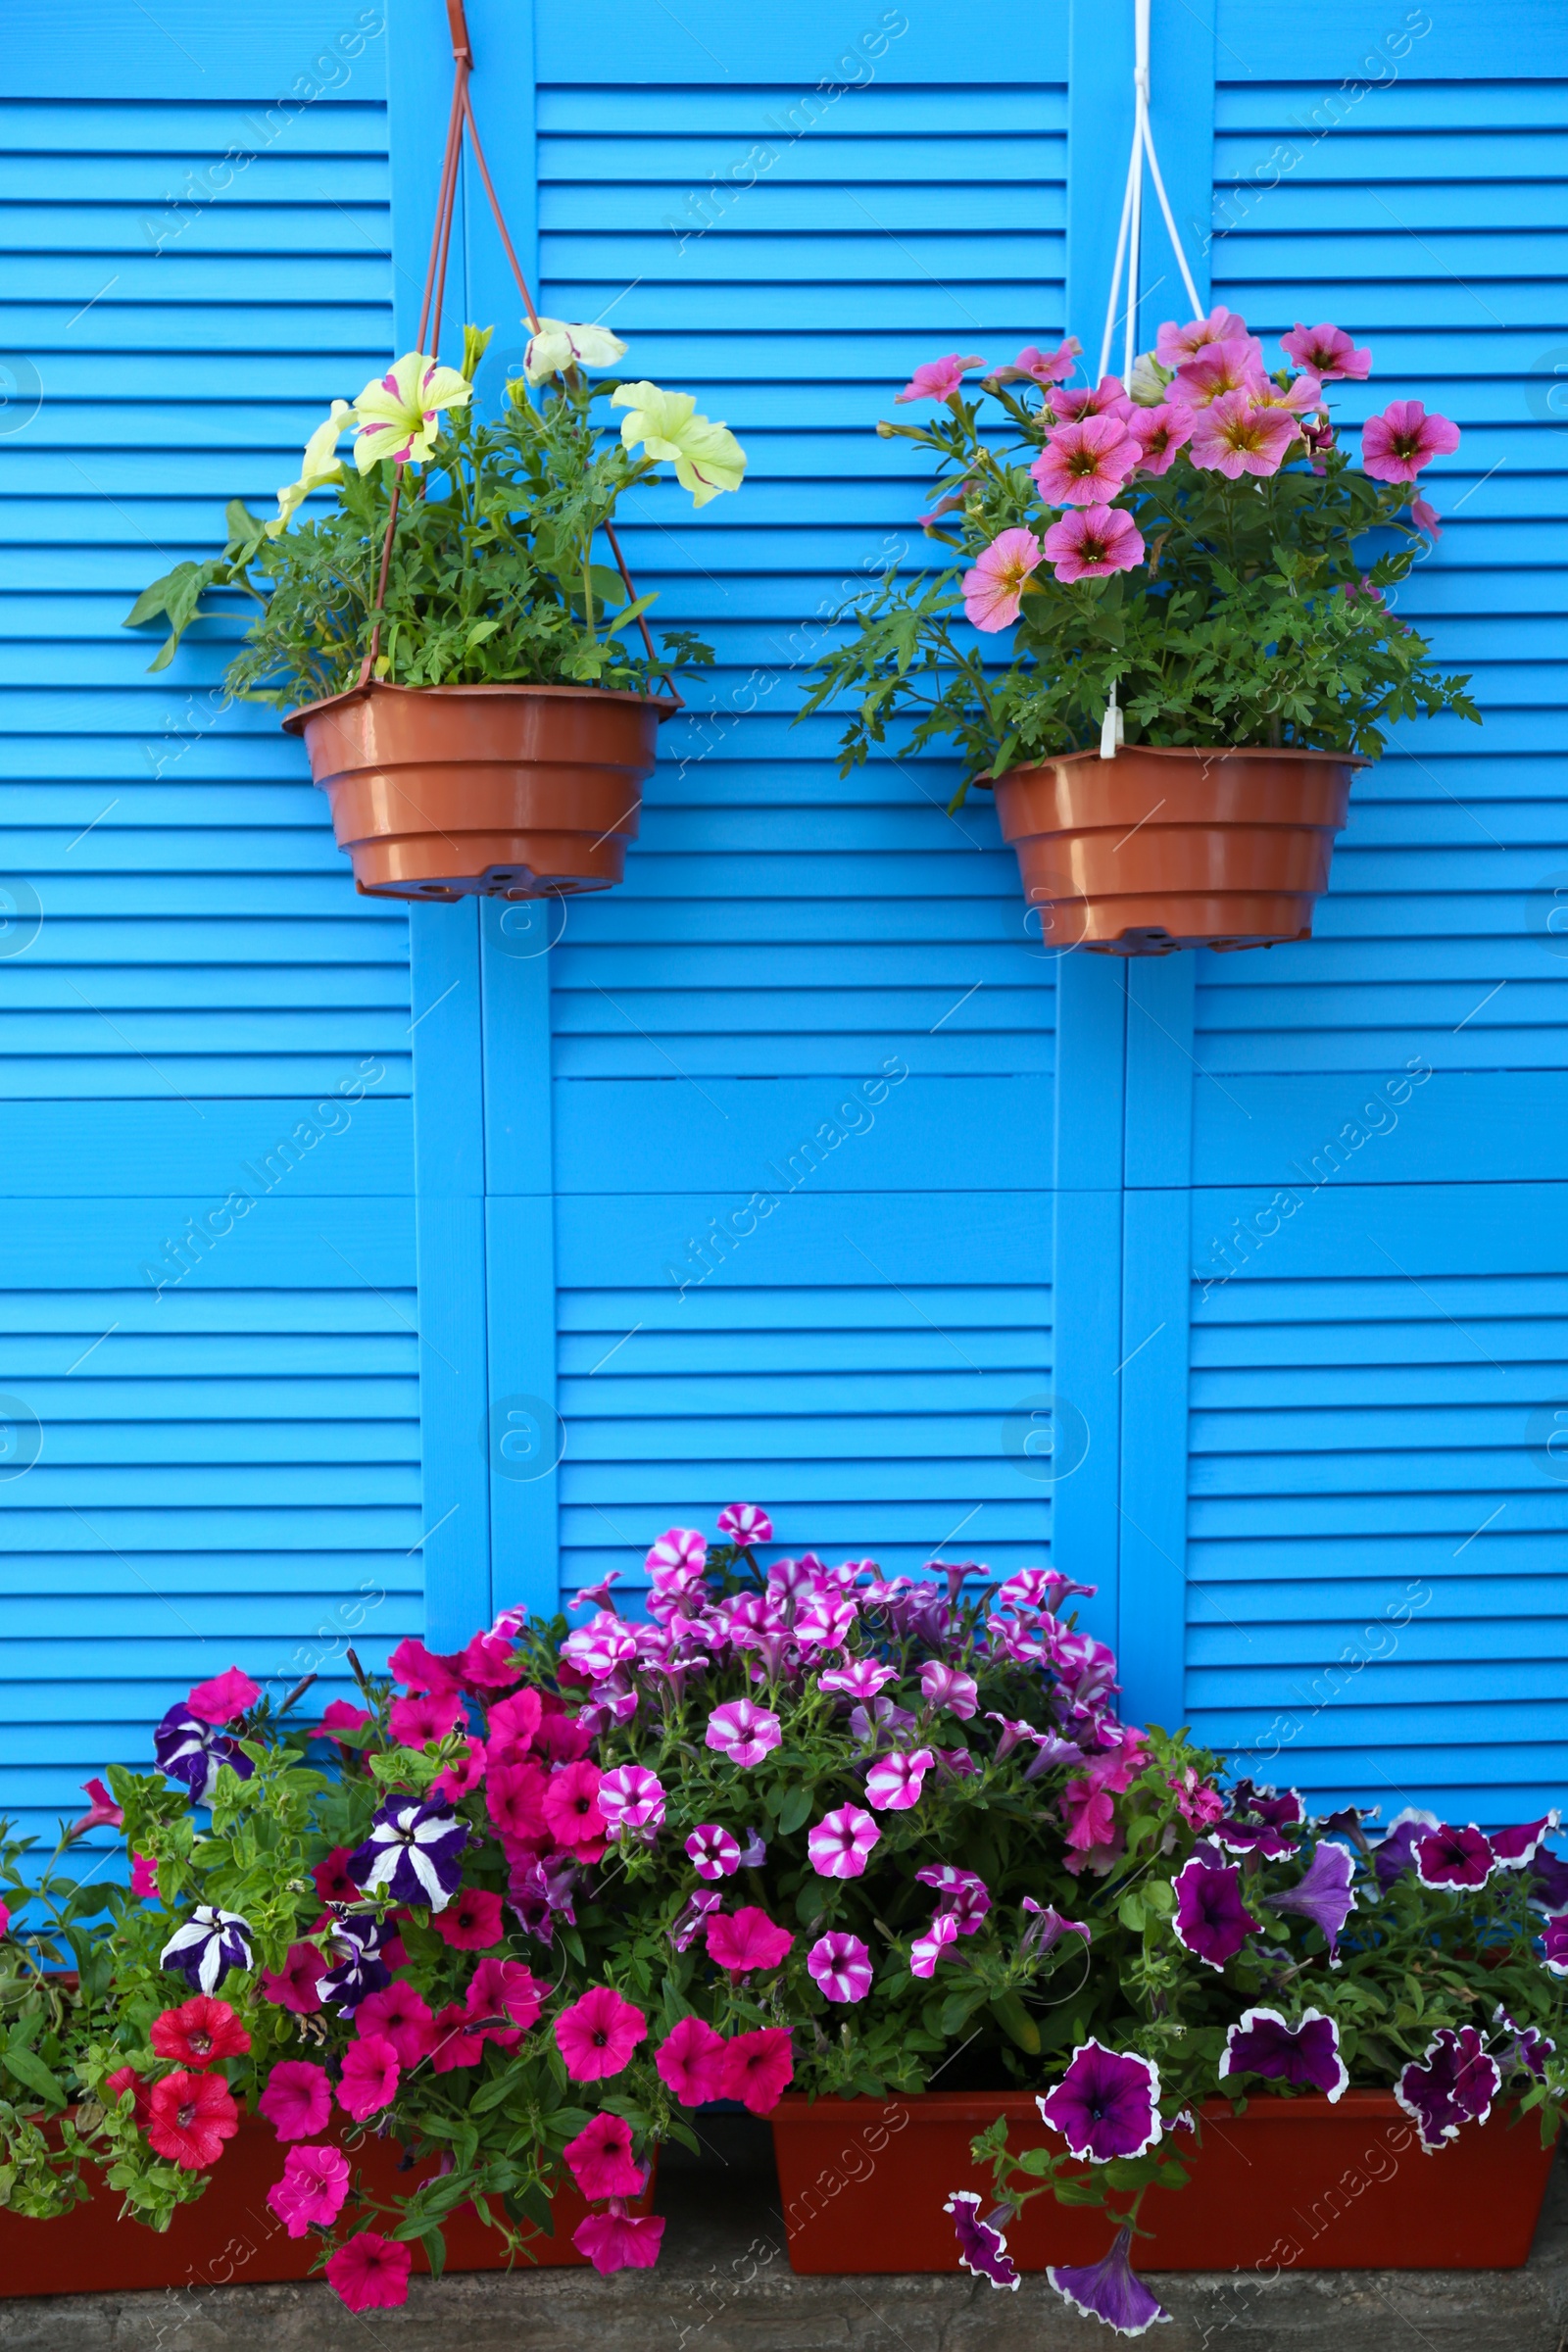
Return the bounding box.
[992,742,1360,955]
[281,679,676,901]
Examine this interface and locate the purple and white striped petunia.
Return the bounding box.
[1049,2226,1170,2337]
[1492,1812,1561,1870]
[807,1931,873,2003]
[918,1660,979,1719]
[945,2192,1019,2290]
[910,1912,959,1978]
[316,1912,395,2013]
[865,1746,937,1812]
[808,1803,880,1880]
[153,1704,255,1805]
[1540,1914,1568,1976]
[685,1824,742,1881]
[1413,1822,1494,1891]
[160,1906,253,1995]
[668,1889,722,1954]
[560,1609,639,1683]
[716,1504,772,1545]
[1020,1897,1093,1958]
[819,1659,899,1703]
[916,1864,991,1935]
[1172,1848,1258,1971]
[1394,2025,1500,2152]
[646,1526,709,1576]
[1219,2006,1348,2102]
[705,1697,782,1767]
[347,1797,468,1913]
[1038,2041,1162,2164]
[597,1765,665,1836]
[1268,1840,1357,1961]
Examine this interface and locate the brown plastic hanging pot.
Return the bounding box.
[282,678,676,901]
[991,743,1362,955]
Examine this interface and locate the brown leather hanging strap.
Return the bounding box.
[358,0,661,686]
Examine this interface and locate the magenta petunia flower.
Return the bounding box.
[910,1910,959,1978]
[1360,399,1460,483]
[1170,336,1268,409]
[716,1503,772,1544]
[1410,495,1442,538]
[865,1745,936,1812]
[564,2110,645,2202]
[1492,1811,1560,1869]
[1049,2226,1169,2337]
[993,336,1081,388]
[1395,2025,1501,2152]
[1155,306,1249,366]
[669,1887,723,1952]
[721,2025,794,2114]
[325,2230,413,2313]
[1037,2041,1162,2163]
[820,1658,900,1702]
[1414,1822,1494,1891]
[656,2013,730,2105]
[1541,1914,1568,1976]
[705,1696,782,1767]
[597,1764,665,1836]
[1172,1849,1259,1971]
[258,2058,332,2142]
[1220,2005,1348,2101]
[686,1823,742,1880]
[353,1981,437,2069]
[808,1930,873,2002]
[543,1760,609,1858]
[646,1525,708,1575]
[916,1864,991,1935]
[430,1885,505,1952]
[433,1737,487,1803]
[1281,320,1371,380]
[1269,1840,1358,1960]
[573,2201,666,2276]
[336,2033,400,2122]
[1127,401,1195,476]
[185,1666,260,1726]
[1188,391,1298,478]
[706,1904,794,1976]
[946,2191,1019,2289]
[1030,415,1139,507]
[267,2142,351,2239]
[465,1954,546,2044]
[808,1802,880,1879]
[260,1942,326,2017]
[560,1608,638,1683]
[918,1660,978,1718]
[1052,373,1135,423]
[389,1688,465,1747]
[553,1984,648,2082]
[130,1852,160,1900]
[895,353,988,405]
[1042,504,1146,583]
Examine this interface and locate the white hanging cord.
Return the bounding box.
[1095,0,1205,386]
[1098,132,1142,384]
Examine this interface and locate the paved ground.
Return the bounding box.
[0,2118,1562,2351]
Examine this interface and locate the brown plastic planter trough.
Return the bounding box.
[992,743,1359,955]
[283,679,676,902]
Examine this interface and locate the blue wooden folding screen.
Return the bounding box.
[1,0,1563,1848]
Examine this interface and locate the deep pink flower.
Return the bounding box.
[657,2014,730,2105]
[266,2142,351,2238]
[821,1658,900,1702]
[705,1696,782,1767]
[1494,1812,1560,1869]
[717,1503,772,1544]
[1414,1822,1494,1890]
[388,1635,462,1694]
[554,1984,648,2081]
[1281,320,1371,380]
[896,353,988,405]
[1037,2040,1162,2163]
[1188,391,1298,479]
[317,1697,372,1740]
[646,1525,708,1575]
[598,1764,666,1835]
[1155,307,1248,366]
[146,2070,239,2170]
[865,1745,936,1812]
[808,1802,881,1879]
[564,2110,646,2201]
[486,1687,543,1746]
[1170,337,1268,409]
[1172,1849,1259,1969]
[686,1823,742,1879]
[258,2059,332,2141]
[543,1760,608,1858]
[312,1845,358,1903]
[721,2026,794,2114]
[260,1943,324,2016]
[1042,504,1146,583]
[1127,402,1194,475]
[465,1955,547,2042]
[574,2202,665,2275]
[337,2034,400,2121]
[808,1931,872,2002]
[185,1667,260,1726]
[67,1777,123,1838]
[430,1885,505,1950]
[910,1911,958,1977]
[706,1905,794,1975]
[1061,1777,1117,1853]
[354,1981,437,2067]
[1361,399,1460,482]
[560,1609,637,1682]
[961,528,1044,632]
[430,2000,486,2071]
[130,1852,160,1900]
[486,1756,550,1842]
[388,1688,465,1746]
[1031,415,1139,507]
[1410,495,1442,537]
[916,1863,991,1934]
[460,1622,525,1689]
[324,2231,412,2312]
[918,1660,978,1718]
[433,1737,486,1802]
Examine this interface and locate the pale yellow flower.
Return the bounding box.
[351,353,472,472]
[267,400,352,536]
[611,381,746,509]
[523,317,629,382]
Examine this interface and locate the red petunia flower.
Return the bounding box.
[146,2069,240,2169]
[105,2064,153,2127]
[312,1846,358,1903]
[149,1995,251,2070]
[431,1886,505,1951]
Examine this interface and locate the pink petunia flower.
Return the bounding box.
[260,1942,324,2016]
[808,1931,873,2002]
[808,1802,881,1879]
[669,1887,723,1952]
[388,1635,462,1694]
[1155,307,1249,367]
[574,2202,666,2275]
[560,1609,637,1683]
[721,2026,794,2114]
[554,1984,648,2082]
[989,336,1082,388]
[433,1737,486,1803]
[717,1503,772,1544]
[324,2231,412,2313]
[1187,392,1298,479]
[646,1526,708,1576]
[266,2142,351,2238]
[389,1688,465,1747]
[657,2013,731,2105]
[486,1687,543,1747]
[865,1745,937,1812]
[1127,402,1195,476]
[543,1759,608,1859]
[258,2059,332,2141]
[820,1658,900,1702]
[1030,416,1139,508]
[317,1697,372,1740]
[706,1905,795,1975]
[961,528,1044,632]
[918,1660,978,1718]
[1053,373,1135,424]
[705,1696,782,1767]
[1360,399,1461,483]
[354,1981,438,2068]
[1410,496,1443,538]
[336,2034,400,2122]
[597,1764,666,1836]
[431,1885,505,1950]
[910,1911,959,1978]
[686,1824,743,1880]
[186,1667,260,1726]
[564,2111,646,2201]
[895,353,988,405]
[466,1954,547,2043]
[130,1852,161,1901]
[1170,338,1268,410]
[1281,321,1371,381]
[1042,504,1147,583]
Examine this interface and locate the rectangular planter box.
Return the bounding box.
[771,2090,1557,2275]
[0,2112,642,2298]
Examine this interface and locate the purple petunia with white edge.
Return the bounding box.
[1037,2040,1163,2164]
[1540,1915,1568,1977]
[347,1796,468,1912]
[1171,1847,1259,1972]
[1493,2003,1553,2082]
[945,2191,1019,2290]
[1394,2025,1501,2152]
[1413,1822,1494,1891]
[1049,2226,1171,2337]
[1219,2006,1348,2101]
[1492,1812,1561,1870]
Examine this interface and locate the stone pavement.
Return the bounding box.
[0,2117,1562,2351]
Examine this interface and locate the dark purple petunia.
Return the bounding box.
[1037,2040,1162,2164]
[1492,1811,1560,1870]
[508,1853,578,1944]
[1531,1848,1568,1913]
[160,1905,252,1994]
[1540,1914,1568,1977]
[1373,1808,1440,1888]
[315,1911,394,2013]
[1314,1803,1379,1853]
[1413,1822,1494,1891]
[153,1704,255,1805]
[1268,1841,1357,1961]
[1172,1848,1258,1971]
[347,1796,468,1912]
[1494,2003,1553,2082]
[1210,1816,1296,1861]
[1049,2226,1170,2338]
[945,2192,1018,2290]
[1228,1780,1303,1830]
[1394,2026,1501,2152]
[1219,2005,1348,2102]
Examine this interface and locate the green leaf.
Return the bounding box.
[2,2045,66,2111]
[988,1991,1041,2055]
[776,1785,814,1837]
[420,2227,446,2279]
